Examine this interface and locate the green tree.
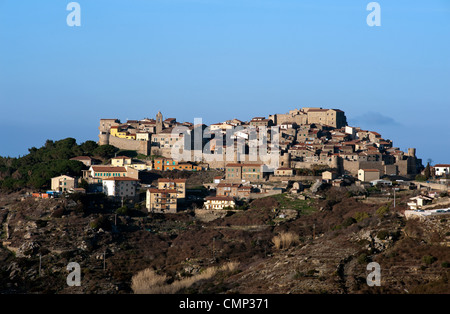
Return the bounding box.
[415,174,427,182]
[93,145,119,159]
[80,140,99,155]
[424,162,431,180]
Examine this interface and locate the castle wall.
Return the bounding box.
[108,135,149,155]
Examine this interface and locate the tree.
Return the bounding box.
[424,162,431,180]
[93,145,119,159]
[80,140,98,155]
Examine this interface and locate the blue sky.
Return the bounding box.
[0,0,449,164]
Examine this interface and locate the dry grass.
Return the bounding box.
[272,232,300,250]
[131,262,240,294]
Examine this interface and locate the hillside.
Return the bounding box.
[0,186,448,294]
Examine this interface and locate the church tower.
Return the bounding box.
[156,111,163,133]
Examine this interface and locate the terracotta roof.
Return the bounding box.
[148,188,178,193]
[217,183,240,188]
[112,156,131,159]
[91,166,127,172]
[434,164,450,167]
[360,169,380,172]
[226,163,242,167]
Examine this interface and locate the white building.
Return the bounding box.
[407,195,433,210]
[102,177,139,197]
[204,196,236,210]
[434,164,450,176]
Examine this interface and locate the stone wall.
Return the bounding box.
[108,135,150,155]
[268,175,321,182]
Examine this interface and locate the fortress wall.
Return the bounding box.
[152,147,279,169]
[108,135,149,155]
[358,161,385,174]
[268,175,321,182]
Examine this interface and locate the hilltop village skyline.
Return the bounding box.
[98,107,424,178]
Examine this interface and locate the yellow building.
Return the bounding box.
[157,178,186,199]
[111,156,132,167]
[110,126,136,140]
[51,175,77,193]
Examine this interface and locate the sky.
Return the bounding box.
[0,0,449,164]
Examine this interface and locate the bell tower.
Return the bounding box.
[156,111,163,133]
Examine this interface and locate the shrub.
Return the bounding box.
[415,174,427,182]
[90,215,110,230]
[131,262,239,294]
[353,212,370,222]
[272,232,300,250]
[357,253,369,265]
[116,206,129,216]
[376,205,390,217]
[422,255,437,265]
[441,261,450,268]
[342,217,356,227]
[377,230,390,240]
[51,207,65,218]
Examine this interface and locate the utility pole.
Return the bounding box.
[393,187,396,208]
[103,251,106,271]
[313,224,316,240]
[39,253,42,277]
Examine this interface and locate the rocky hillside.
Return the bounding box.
[0,186,449,294]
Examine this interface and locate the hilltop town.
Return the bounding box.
[0,107,449,295]
[98,107,422,179]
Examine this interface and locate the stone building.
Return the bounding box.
[146,188,178,213]
[358,169,380,182]
[51,175,77,193]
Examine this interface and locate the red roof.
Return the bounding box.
[148,188,178,193]
[91,166,127,172]
[217,183,240,188]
